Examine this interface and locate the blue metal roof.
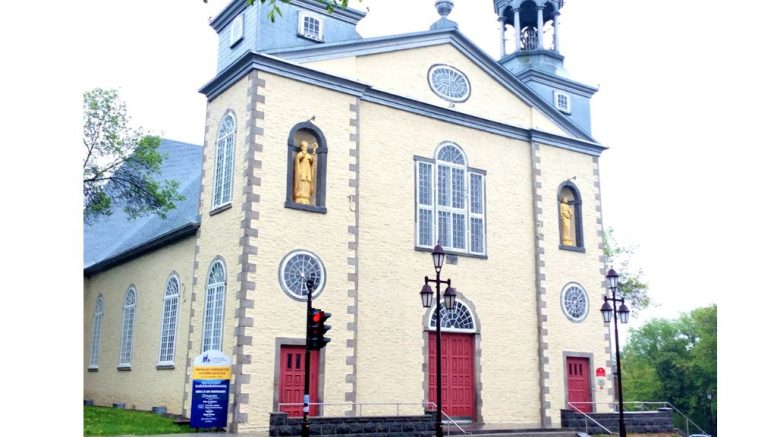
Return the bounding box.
[84,139,203,273]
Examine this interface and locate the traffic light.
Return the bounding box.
[308,308,332,350]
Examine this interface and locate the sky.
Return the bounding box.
[2,0,774,434]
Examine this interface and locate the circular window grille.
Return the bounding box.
[561,283,589,322]
[429,301,475,332]
[428,64,471,103]
[278,250,326,301]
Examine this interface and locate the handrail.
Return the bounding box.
[565,401,708,436]
[274,401,470,435]
[428,401,471,436]
[566,402,613,435]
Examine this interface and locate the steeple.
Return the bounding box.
[493,0,565,75]
[493,0,598,135]
[430,0,458,31]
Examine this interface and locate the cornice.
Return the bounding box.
[200,52,605,157]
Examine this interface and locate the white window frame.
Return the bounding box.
[212,113,236,210]
[560,282,589,322]
[158,274,180,366]
[554,90,572,114]
[229,14,244,47]
[427,300,477,333]
[298,11,324,42]
[88,295,104,369]
[118,287,136,368]
[202,261,227,353]
[415,142,486,256]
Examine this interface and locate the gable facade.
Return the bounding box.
[84,0,614,432]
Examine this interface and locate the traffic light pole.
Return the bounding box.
[302,278,314,437]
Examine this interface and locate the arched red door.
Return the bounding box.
[428,332,475,419]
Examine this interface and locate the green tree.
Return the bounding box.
[83,88,183,222]
[603,227,650,315]
[621,305,717,435]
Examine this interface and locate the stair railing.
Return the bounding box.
[566,401,613,435]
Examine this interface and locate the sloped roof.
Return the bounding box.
[84,139,203,274]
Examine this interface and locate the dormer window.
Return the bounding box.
[229,14,244,47]
[554,91,572,114]
[298,12,323,42]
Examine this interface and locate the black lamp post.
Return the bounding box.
[420,243,457,437]
[601,268,630,437]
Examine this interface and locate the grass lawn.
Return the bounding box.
[84,406,196,435]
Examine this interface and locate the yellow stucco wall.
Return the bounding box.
[536,143,613,423]
[83,236,196,413]
[303,44,570,138]
[233,71,359,430]
[185,74,254,423]
[356,100,541,423]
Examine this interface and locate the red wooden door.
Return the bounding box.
[279,346,319,417]
[566,357,592,413]
[428,332,475,419]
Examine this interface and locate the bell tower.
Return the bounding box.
[493,0,598,134]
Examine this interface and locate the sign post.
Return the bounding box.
[190,350,232,430]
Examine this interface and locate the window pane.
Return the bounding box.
[419,208,433,247]
[452,213,465,249]
[437,211,450,247]
[471,217,484,253]
[452,168,465,209]
[222,134,234,204]
[213,141,225,206]
[470,174,482,214]
[437,166,450,207]
[437,145,465,165]
[418,162,432,206]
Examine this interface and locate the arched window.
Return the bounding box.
[88,295,104,369]
[415,142,486,255]
[285,122,328,213]
[202,260,227,352]
[429,301,477,333]
[212,113,236,210]
[158,274,180,365]
[119,287,136,367]
[558,181,584,250]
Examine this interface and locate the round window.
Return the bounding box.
[278,250,326,301]
[428,64,471,103]
[561,283,589,322]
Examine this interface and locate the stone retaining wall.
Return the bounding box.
[561,408,674,434]
[269,412,435,436]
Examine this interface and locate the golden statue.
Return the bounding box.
[560,196,574,246]
[293,141,317,204]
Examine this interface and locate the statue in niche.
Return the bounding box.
[293,140,318,205]
[560,195,574,246]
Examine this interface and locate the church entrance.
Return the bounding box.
[428,332,475,419]
[565,356,592,413]
[278,345,320,417]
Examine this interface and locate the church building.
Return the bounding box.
[84,0,614,432]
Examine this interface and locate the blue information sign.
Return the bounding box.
[190,379,230,428]
[190,350,231,429]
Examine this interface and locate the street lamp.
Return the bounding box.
[600,268,630,437]
[419,243,457,437]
